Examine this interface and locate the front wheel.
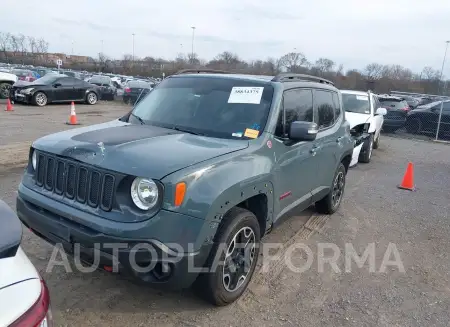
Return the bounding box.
[195,207,260,306]
[86,92,98,105]
[0,82,11,99]
[358,133,373,163]
[33,92,47,107]
[315,163,346,214]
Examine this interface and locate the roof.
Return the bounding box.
[340,90,369,95]
[171,73,274,83]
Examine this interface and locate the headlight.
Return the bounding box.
[21,88,34,94]
[130,177,159,210]
[32,150,37,170]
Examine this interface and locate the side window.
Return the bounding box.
[58,77,76,86]
[332,92,341,119]
[279,89,313,137]
[315,90,335,129]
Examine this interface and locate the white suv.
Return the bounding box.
[341,90,387,165]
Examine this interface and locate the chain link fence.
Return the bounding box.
[379,91,450,143]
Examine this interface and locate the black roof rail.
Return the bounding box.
[272,73,334,85]
[175,69,233,75]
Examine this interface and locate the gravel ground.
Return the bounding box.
[1,102,450,326]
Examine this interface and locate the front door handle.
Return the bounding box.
[336,136,344,143]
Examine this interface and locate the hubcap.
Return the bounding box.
[331,171,345,207]
[88,93,97,103]
[36,93,46,106]
[222,226,256,293]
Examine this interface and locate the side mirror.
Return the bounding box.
[376,108,387,116]
[289,121,318,141]
[53,83,61,88]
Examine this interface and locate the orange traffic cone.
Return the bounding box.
[5,98,13,111]
[398,162,415,191]
[66,102,79,125]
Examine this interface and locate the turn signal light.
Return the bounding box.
[174,182,186,206]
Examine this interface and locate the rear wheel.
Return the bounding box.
[33,92,47,107]
[86,92,98,105]
[195,207,260,306]
[315,163,346,214]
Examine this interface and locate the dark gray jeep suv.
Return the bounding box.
[17,70,354,305]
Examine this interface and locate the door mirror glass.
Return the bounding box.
[289,121,318,141]
[376,108,387,115]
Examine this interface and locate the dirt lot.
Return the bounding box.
[1,101,450,326]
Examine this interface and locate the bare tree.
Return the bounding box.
[0,32,11,61]
[314,58,335,74]
[16,34,27,56]
[279,52,309,72]
[27,36,37,54]
[364,63,384,80]
[187,52,200,66]
[421,66,440,80]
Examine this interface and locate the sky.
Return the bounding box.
[3,0,450,74]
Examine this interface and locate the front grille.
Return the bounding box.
[35,152,116,211]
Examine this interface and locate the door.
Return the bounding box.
[53,77,78,101]
[272,88,319,222]
[310,89,341,202]
[74,80,88,100]
[437,102,450,134]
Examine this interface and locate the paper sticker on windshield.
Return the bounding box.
[244,128,259,139]
[356,95,368,101]
[228,87,264,104]
[232,132,243,138]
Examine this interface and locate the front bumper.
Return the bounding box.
[10,90,33,104]
[17,183,212,289]
[350,132,370,167]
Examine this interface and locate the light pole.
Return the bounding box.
[435,40,450,140]
[190,26,196,62]
[132,33,135,62]
[101,39,104,54]
[71,41,74,56]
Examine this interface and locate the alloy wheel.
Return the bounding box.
[35,93,47,106]
[88,93,97,104]
[222,226,256,293]
[331,171,345,208]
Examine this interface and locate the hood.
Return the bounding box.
[13,80,33,88]
[0,71,17,82]
[345,112,370,128]
[32,120,249,179]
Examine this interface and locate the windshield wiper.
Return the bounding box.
[130,113,145,125]
[171,126,203,136]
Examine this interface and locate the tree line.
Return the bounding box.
[0,31,447,95]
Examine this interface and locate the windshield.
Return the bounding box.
[32,74,61,84]
[131,76,274,139]
[12,69,29,76]
[342,93,370,114]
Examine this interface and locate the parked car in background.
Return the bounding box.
[88,75,116,100]
[405,100,450,136]
[61,70,82,79]
[0,71,18,99]
[31,68,53,77]
[397,95,419,109]
[12,69,40,82]
[341,90,386,165]
[378,95,410,132]
[123,80,153,105]
[416,96,434,106]
[10,73,100,106]
[0,200,53,327]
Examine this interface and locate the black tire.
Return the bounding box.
[194,207,261,306]
[315,163,346,214]
[123,97,130,104]
[86,92,98,105]
[0,82,12,99]
[405,117,421,134]
[373,133,380,149]
[358,133,373,163]
[33,92,47,107]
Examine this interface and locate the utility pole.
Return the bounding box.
[435,40,450,141]
[101,39,104,54]
[191,26,196,63]
[132,33,135,62]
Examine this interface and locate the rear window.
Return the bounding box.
[379,99,408,109]
[128,81,151,88]
[12,70,28,76]
[90,76,111,85]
